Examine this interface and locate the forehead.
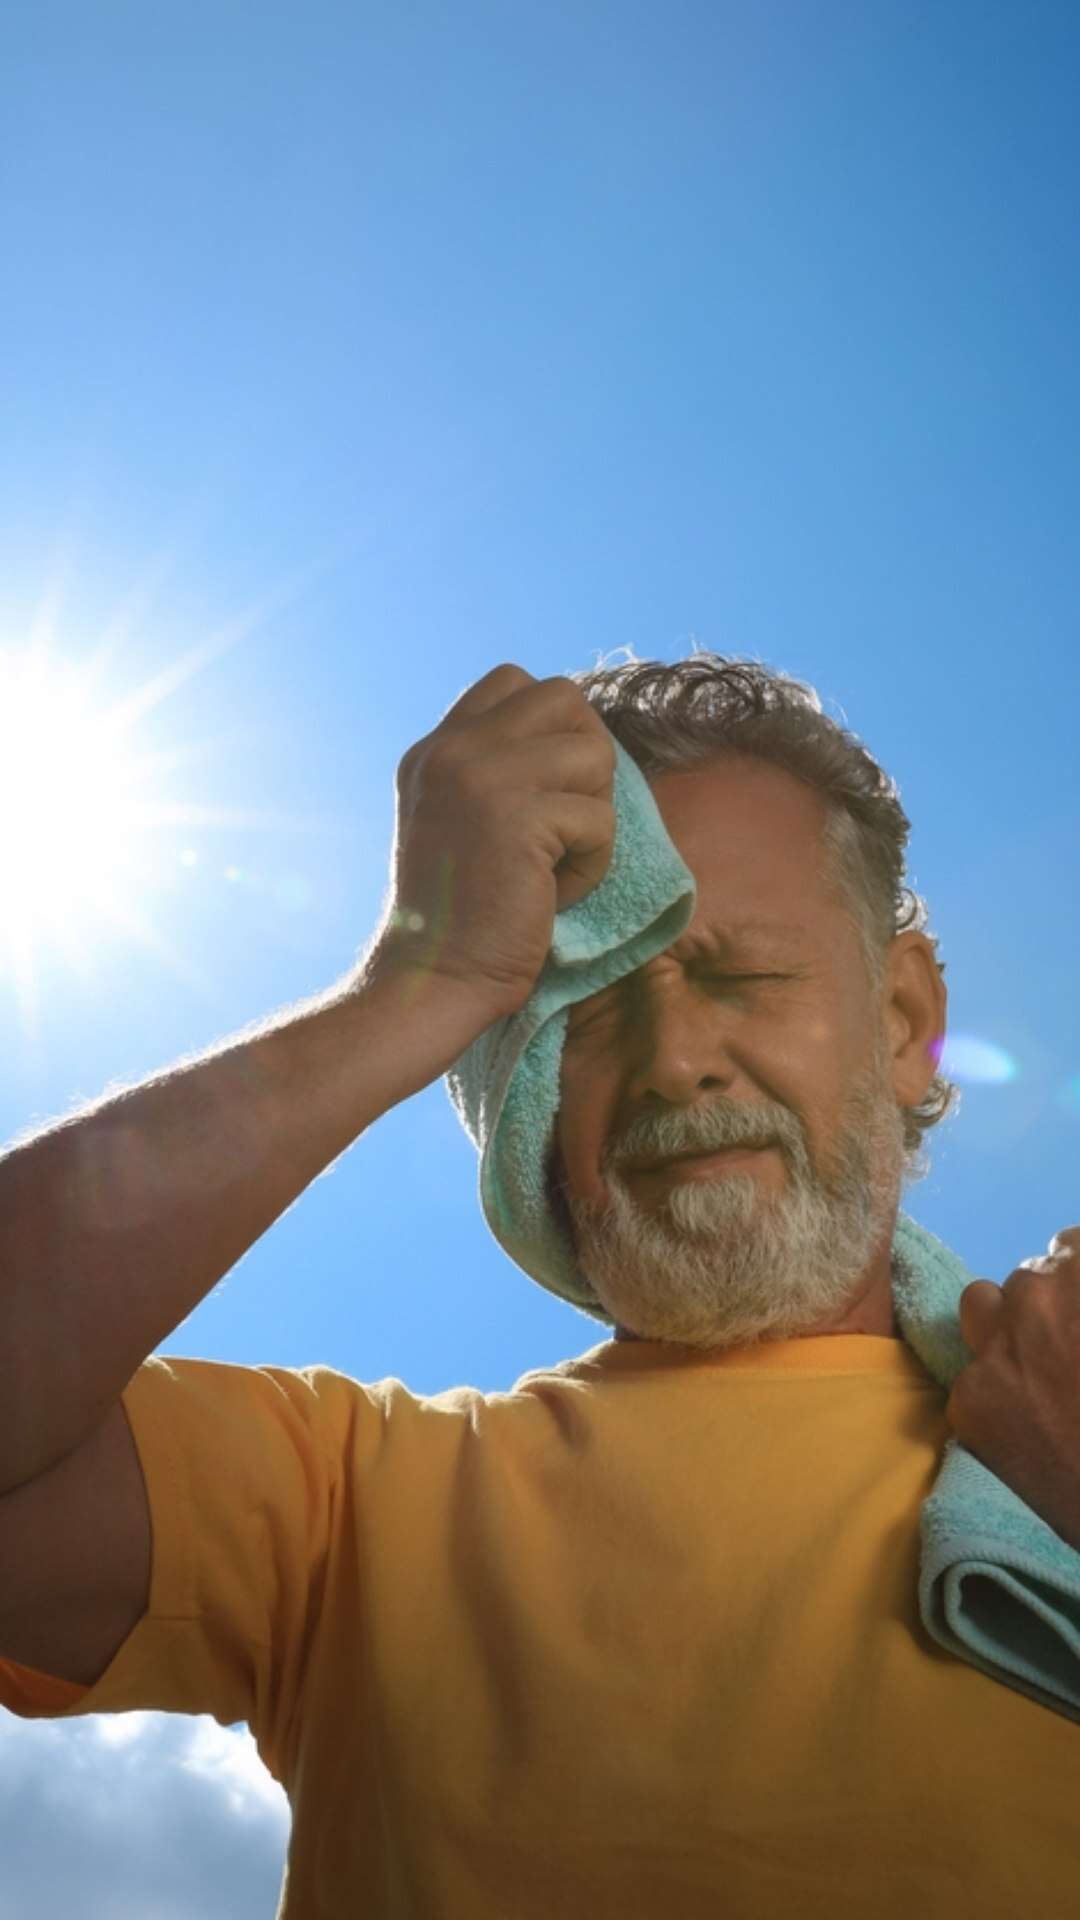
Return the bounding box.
[645,754,835,945]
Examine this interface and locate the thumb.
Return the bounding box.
[958,1278,1003,1357]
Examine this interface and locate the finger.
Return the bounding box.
[437,663,538,724]
[550,796,618,908]
[474,733,616,801]
[958,1278,1004,1356]
[452,673,612,750]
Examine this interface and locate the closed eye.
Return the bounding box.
[708,973,786,983]
[567,973,790,1041]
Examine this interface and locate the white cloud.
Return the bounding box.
[0,1708,289,1920]
[179,1715,288,1823]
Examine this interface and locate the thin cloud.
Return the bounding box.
[0,1708,289,1920]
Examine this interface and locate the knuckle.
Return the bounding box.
[397,730,470,800]
[425,730,471,777]
[395,741,424,790]
[582,736,613,780]
[488,661,531,692]
[550,673,593,713]
[590,711,617,762]
[1011,1259,1062,1293]
[1001,1268,1033,1298]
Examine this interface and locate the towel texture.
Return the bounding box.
[446,734,1080,1722]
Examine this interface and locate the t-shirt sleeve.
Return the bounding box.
[0,1352,356,1784]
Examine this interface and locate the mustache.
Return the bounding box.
[607,1104,790,1171]
[545,1107,796,1203]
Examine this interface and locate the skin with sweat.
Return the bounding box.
[550,754,947,1351]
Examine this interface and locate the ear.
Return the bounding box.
[882,931,948,1108]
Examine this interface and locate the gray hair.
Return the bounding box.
[568,647,960,1181]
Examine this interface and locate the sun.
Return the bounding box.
[0,642,197,990]
[1,651,138,909]
[1,536,356,1031]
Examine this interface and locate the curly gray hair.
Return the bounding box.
[567,647,959,1183]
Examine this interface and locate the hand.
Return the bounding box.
[365,664,617,1034]
[947,1228,1080,1550]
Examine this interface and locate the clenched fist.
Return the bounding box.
[948,1228,1080,1550]
[366,663,617,1044]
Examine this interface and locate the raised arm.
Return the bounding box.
[0,662,615,1496]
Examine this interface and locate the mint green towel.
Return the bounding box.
[446,735,1080,1724]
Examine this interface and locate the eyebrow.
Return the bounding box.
[672,918,808,957]
[567,920,808,1024]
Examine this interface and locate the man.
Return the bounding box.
[1,658,1077,1917]
[552,750,934,1351]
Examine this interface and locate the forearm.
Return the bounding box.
[0,959,473,1494]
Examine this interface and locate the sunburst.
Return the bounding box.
[0,563,332,1032]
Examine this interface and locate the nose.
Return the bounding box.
[621,977,749,1110]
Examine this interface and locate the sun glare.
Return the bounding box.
[0,652,147,920]
[0,642,200,999]
[1,541,357,1042]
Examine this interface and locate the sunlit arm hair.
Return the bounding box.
[567,647,961,1184]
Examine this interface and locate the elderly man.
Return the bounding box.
[1,656,1077,1917]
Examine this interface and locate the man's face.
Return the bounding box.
[551,754,942,1349]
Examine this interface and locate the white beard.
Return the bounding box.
[562,1038,908,1351]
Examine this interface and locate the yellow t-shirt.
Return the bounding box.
[2,1335,1078,1918]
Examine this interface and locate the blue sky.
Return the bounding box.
[2,2,1079,1912]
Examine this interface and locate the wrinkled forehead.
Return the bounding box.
[566,914,813,1024]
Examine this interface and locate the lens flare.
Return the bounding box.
[938,1033,1018,1086]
